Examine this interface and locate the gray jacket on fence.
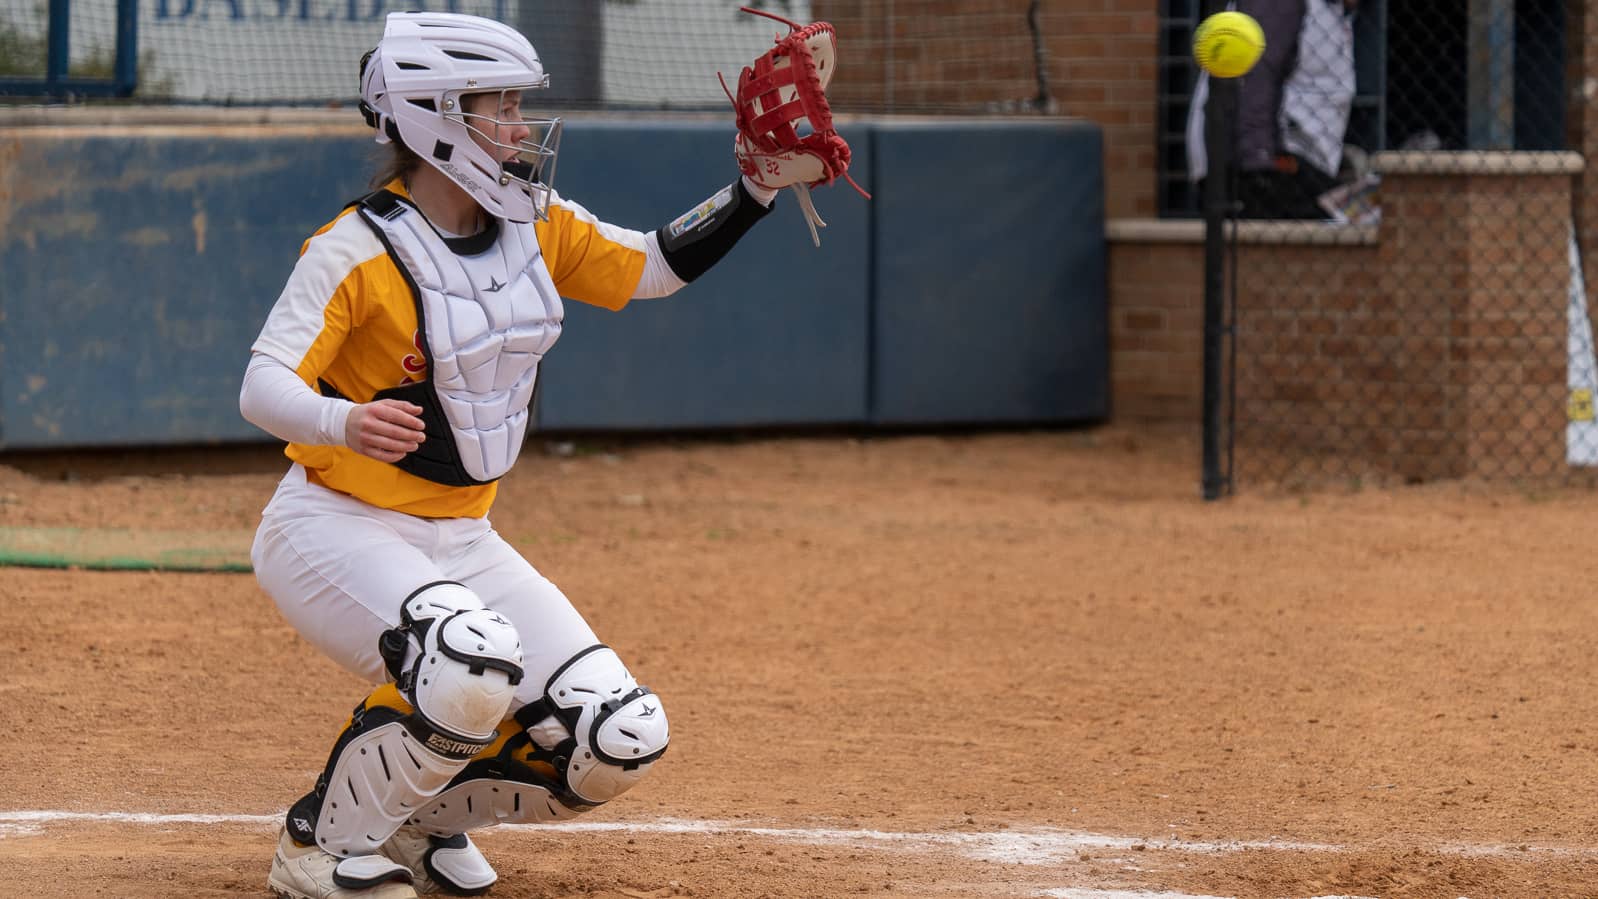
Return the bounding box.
[1235,0,1306,172]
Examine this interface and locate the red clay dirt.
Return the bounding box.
[2,424,1596,898]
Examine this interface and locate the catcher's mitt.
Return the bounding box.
[721,6,870,246]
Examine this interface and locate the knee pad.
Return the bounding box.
[521,644,669,805]
[283,583,525,858]
[402,646,669,835]
[380,581,525,745]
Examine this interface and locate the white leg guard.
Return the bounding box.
[402,645,669,837]
[305,711,469,856]
[285,582,524,861]
[406,760,586,836]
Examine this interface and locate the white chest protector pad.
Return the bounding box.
[353,190,563,486]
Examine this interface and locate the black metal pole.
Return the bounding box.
[1201,74,1238,501]
[114,0,139,97]
[46,0,70,95]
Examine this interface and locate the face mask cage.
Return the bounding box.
[453,84,563,221]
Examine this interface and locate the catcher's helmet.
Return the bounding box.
[360,12,561,223]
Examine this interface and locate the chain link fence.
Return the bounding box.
[1190,0,1593,491]
[0,0,1054,111]
[0,0,822,106]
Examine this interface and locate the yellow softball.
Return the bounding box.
[1192,11,1265,79]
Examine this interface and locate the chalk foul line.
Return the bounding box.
[0,810,1589,867]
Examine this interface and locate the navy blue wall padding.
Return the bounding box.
[534,121,873,431]
[0,118,1107,450]
[869,119,1108,425]
[0,133,374,450]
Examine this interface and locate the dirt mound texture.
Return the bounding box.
[2,426,1593,898]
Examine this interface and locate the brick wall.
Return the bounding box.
[813,0,1158,217]
[1107,237,1203,419]
[804,0,1590,481]
[1110,160,1578,480]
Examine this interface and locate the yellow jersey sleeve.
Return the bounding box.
[536,190,650,311]
[252,198,500,519]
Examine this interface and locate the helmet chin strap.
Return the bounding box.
[503,159,536,182]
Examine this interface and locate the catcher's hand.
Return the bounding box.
[721,6,870,247]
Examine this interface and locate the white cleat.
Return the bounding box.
[268,827,418,899]
[380,825,497,896]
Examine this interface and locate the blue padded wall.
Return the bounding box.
[0,128,374,449]
[535,121,873,431]
[869,119,1108,425]
[0,117,1106,450]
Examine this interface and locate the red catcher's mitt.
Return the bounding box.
[720,6,870,246]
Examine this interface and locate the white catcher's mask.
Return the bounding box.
[360,11,562,223]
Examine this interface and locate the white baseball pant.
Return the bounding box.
[250,464,599,707]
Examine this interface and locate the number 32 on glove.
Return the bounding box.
[721,6,871,247]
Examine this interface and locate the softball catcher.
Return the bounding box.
[241,10,858,898]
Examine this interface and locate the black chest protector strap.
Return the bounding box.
[318,377,488,488]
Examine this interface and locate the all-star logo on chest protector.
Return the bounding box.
[352,190,562,486]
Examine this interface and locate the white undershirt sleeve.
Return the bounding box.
[741,174,779,207]
[630,176,776,300]
[239,351,354,447]
[632,231,690,300]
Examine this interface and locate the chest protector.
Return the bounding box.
[349,189,563,486]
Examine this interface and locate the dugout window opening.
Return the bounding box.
[1154,0,1566,219]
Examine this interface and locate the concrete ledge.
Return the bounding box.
[1374,150,1585,175]
[1105,219,1203,243]
[1107,218,1378,246]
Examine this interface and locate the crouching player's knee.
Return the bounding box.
[381,581,526,748]
[286,582,524,858]
[522,644,670,805]
[402,645,669,834]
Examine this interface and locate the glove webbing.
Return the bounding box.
[723,6,870,244]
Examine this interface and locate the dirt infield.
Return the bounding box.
[3,424,1597,898]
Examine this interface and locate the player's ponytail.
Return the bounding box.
[369,140,423,191]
